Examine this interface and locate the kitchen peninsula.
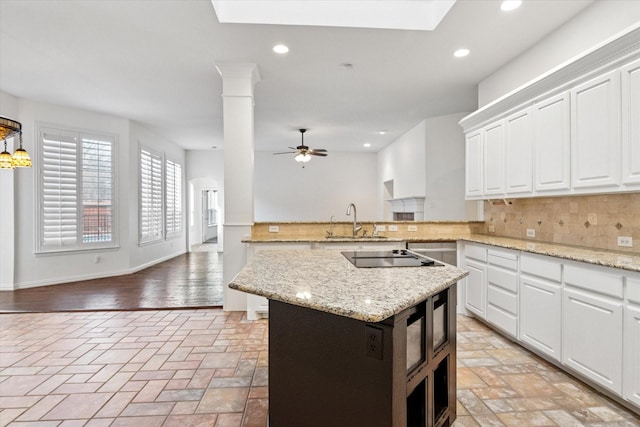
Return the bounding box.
[230,249,468,427]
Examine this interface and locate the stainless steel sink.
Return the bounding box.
[325,235,388,240]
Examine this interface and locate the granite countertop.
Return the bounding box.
[229,250,468,323]
[463,234,640,273]
[242,237,407,243]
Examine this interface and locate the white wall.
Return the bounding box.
[186,149,224,248]
[254,151,378,222]
[13,99,132,288]
[0,96,187,289]
[378,120,427,219]
[424,113,473,220]
[378,116,472,221]
[128,121,187,270]
[479,1,640,106]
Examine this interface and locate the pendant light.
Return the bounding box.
[0,116,31,169]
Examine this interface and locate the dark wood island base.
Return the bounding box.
[269,284,457,427]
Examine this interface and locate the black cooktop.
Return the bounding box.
[341,249,444,268]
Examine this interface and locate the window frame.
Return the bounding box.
[35,123,118,254]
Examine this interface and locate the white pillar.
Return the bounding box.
[216,63,260,311]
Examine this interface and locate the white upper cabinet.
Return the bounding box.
[621,58,640,186]
[483,121,505,195]
[504,108,533,195]
[570,70,621,190]
[533,92,571,193]
[465,130,483,199]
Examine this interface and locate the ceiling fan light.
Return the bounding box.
[295,152,311,162]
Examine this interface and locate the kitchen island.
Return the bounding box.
[229,249,468,427]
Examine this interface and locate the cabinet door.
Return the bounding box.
[621,58,640,186]
[465,130,483,198]
[520,275,561,361]
[563,287,623,394]
[483,121,505,196]
[624,303,640,407]
[464,258,486,318]
[533,92,571,193]
[571,70,621,190]
[505,108,533,195]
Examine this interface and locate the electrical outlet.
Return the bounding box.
[365,326,383,360]
[376,225,386,232]
[488,225,495,233]
[618,236,633,247]
[407,225,418,232]
[268,225,279,233]
[388,225,398,232]
[526,229,536,238]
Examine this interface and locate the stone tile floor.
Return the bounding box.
[0,310,638,426]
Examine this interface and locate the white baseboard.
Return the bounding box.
[10,250,186,291]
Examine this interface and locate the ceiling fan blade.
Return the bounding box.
[273,151,296,155]
[309,148,327,152]
[309,151,328,156]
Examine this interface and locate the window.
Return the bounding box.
[165,158,182,236]
[37,125,116,253]
[139,148,163,243]
[139,147,183,244]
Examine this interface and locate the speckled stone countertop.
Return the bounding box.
[463,235,640,273]
[229,250,468,323]
[242,237,408,243]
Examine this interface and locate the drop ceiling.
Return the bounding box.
[0,0,594,152]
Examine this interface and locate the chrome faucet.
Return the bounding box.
[346,203,362,237]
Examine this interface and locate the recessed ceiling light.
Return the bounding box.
[453,48,470,58]
[377,130,388,135]
[273,44,289,54]
[500,0,522,11]
[363,143,371,148]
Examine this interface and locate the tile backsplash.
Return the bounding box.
[483,193,639,253]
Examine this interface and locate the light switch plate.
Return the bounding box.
[376,225,386,232]
[268,225,279,233]
[488,225,495,233]
[407,225,417,232]
[526,229,535,238]
[388,225,398,232]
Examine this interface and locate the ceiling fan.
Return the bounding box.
[274,129,328,163]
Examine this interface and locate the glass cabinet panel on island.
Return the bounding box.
[268,285,457,427]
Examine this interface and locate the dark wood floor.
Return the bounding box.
[0,250,224,313]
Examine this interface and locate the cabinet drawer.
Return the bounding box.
[520,253,561,282]
[465,244,487,262]
[628,275,640,304]
[564,262,624,299]
[486,303,517,337]
[488,285,518,315]
[488,265,518,293]
[488,249,518,270]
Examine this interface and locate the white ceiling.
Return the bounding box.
[0,0,594,153]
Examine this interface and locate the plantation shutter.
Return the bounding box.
[165,159,182,236]
[41,131,79,248]
[140,148,163,243]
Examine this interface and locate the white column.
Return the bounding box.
[0,142,15,291]
[216,63,260,311]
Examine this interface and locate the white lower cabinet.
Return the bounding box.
[246,242,313,320]
[562,286,623,394]
[486,249,519,338]
[520,274,562,361]
[624,276,640,407]
[464,259,487,318]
